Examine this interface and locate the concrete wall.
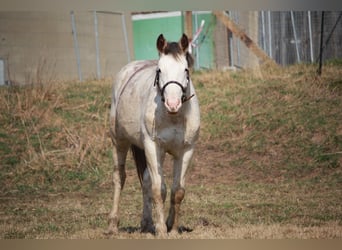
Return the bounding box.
[0,11,134,85]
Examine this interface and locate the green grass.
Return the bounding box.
[194,64,342,180]
[0,64,341,238]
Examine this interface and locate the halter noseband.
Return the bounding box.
[154,68,194,103]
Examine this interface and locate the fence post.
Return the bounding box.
[185,11,193,40]
[94,11,101,79]
[261,11,266,52]
[267,11,272,59]
[228,11,234,67]
[317,11,325,75]
[121,12,131,63]
[308,11,314,63]
[233,11,241,66]
[70,11,82,82]
[291,11,301,63]
[194,12,200,69]
[0,59,4,85]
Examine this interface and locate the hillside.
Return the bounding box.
[0,63,341,238]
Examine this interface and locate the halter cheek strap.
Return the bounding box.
[154,69,194,103]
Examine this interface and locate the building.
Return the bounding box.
[0,11,133,85]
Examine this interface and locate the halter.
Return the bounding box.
[153,68,194,103]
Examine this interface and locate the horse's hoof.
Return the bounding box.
[156,231,168,238]
[105,217,119,235]
[104,227,118,235]
[140,222,155,234]
[155,223,168,238]
[104,222,119,236]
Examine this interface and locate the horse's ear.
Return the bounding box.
[156,34,167,54]
[179,33,189,53]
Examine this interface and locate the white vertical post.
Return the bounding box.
[121,13,131,62]
[308,11,314,63]
[194,11,200,70]
[0,59,5,85]
[291,11,301,63]
[234,11,241,67]
[267,11,272,59]
[228,11,234,67]
[261,11,266,52]
[71,11,82,82]
[94,11,101,79]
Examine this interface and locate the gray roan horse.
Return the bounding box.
[106,34,200,237]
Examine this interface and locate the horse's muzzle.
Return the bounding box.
[165,97,182,114]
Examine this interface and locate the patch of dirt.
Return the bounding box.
[153,138,287,188]
[188,141,238,186]
[155,140,239,188]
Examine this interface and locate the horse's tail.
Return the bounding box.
[131,145,147,187]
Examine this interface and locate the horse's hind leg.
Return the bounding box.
[106,140,129,235]
[141,169,154,233]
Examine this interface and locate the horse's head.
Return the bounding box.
[155,34,194,114]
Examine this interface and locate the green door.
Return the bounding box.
[133,12,215,69]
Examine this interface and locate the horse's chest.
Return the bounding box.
[157,125,184,145]
[153,116,186,150]
[144,104,194,150]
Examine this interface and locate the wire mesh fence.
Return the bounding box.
[225,11,342,67]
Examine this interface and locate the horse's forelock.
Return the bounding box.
[163,42,193,68]
[164,42,182,57]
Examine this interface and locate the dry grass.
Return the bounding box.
[0,62,341,238]
[0,80,113,195]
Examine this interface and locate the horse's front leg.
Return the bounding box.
[141,153,167,234]
[166,146,194,233]
[143,139,167,237]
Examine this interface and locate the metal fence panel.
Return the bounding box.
[258,11,342,66]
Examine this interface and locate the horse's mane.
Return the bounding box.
[164,42,194,68]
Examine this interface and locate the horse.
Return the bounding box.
[106,33,200,237]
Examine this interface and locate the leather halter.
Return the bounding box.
[154,68,194,103]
